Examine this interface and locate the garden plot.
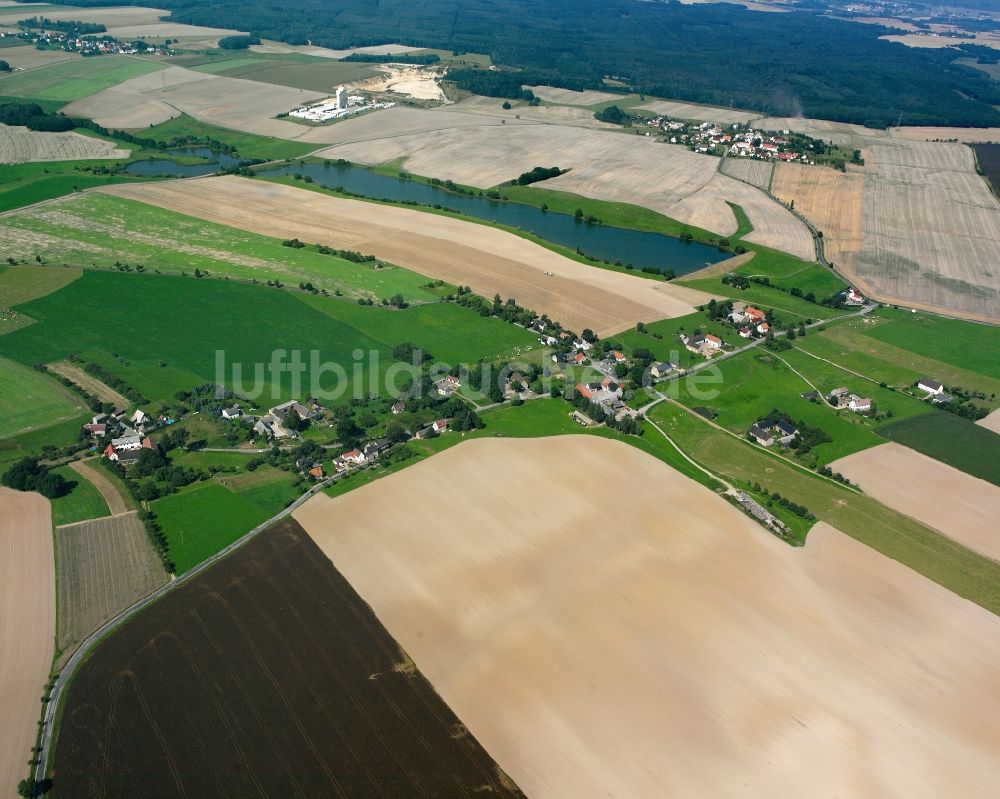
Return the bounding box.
[771,162,864,274]
[0,124,130,163]
[294,435,1000,799]
[857,138,1000,323]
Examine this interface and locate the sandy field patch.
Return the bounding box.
[892,126,1000,143]
[347,63,445,101]
[99,176,712,335]
[317,120,813,258]
[55,511,166,662]
[0,487,54,799]
[772,162,863,273]
[638,98,762,124]
[525,85,622,106]
[443,94,618,129]
[294,436,1000,799]
[0,123,130,163]
[48,361,128,408]
[979,408,1000,434]
[832,442,1000,562]
[857,138,1000,323]
[0,45,78,71]
[64,66,324,135]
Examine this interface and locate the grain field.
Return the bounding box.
[771,162,864,273]
[719,156,773,190]
[99,176,713,335]
[55,511,167,661]
[0,124,130,163]
[294,436,1000,799]
[0,487,54,799]
[638,98,761,124]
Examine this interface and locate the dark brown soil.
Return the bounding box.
[51,518,524,799]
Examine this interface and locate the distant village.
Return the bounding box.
[0,27,173,57]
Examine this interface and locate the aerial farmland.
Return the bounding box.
[3,1,1000,796]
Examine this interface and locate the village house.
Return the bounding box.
[391,401,405,415]
[917,378,944,396]
[684,332,723,357]
[749,419,799,447]
[221,405,243,420]
[334,448,367,472]
[309,465,324,479]
[573,351,588,366]
[254,414,293,439]
[611,351,627,363]
[572,338,593,351]
[82,422,107,438]
[432,419,449,434]
[651,362,675,379]
[749,423,774,447]
[130,409,151,430]
[104,436,155,464]
[847,395,871,413]
[756,322,770,335]
[269,400,314,421]
[844,287,865,305]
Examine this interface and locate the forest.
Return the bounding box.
[151,0,1000,128]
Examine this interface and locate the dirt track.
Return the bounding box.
[831,442,1000,561]
[99,177,713,335]
[294,436,1000,799]
[0,488,54,799]
[68,459,131,516]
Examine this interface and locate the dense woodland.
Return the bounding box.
[146,0,1000,128]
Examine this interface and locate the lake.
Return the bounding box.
[125,147,241,178]
[256,161,728,275]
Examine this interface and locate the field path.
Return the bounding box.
[0,488,55,799]
[69,459,130,516]
[48,361,128,407]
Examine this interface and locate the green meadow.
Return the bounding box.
[49,464,110,526]
[145,114,315,162]
[185,53,377,91]
[0,56,164,103]
[4,194,447,304]
[0,270,536,403]
[0,355,84,439]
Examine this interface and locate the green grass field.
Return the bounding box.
[186,53,377,91]
[4,194,447,303]
[877,413,1000,487]
[145,114,315,162]
[49,464,110,526]
[0,355,84,439]
[150,474,299,574]
[0,266,82,306]
[0,158,164,213]
[734,259,845,300]
[795,312,1000,405]
[0,413,90,468]
[0,270,536,404]
[647,401,1000,615]
[0,56,164,103]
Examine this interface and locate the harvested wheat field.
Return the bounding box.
[48,362,128,408]
[719,156,773,190]
[0,124,130,163]
[755,117,886,148]
[443,94,617,129]
[250,40,422,58]
[294,436,1000,799]
[772,162,864,273]
[638,98,761,124]
[318,121,813,257]
[832,442,1000,561]
[0,487,54,799]
[0,46,79,71]
[100,177,710,335]
[0,5,164,27]
[64,66,324,136]
[892,126,1000,143]
[857,138,1000,323]
[55,511,166,661]
[523,85,622,106]
[979,408,1000,434]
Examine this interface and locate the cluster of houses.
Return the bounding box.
[575,377,634,420]
[82,409,162,465]
[252,400,323,440]
[643,117,813,162]
[748,418,799,447]
[827,387,872,413]
[682,331,724,357]
[1,29,171,56]
[728,302,770,339]
[916,377,952,404]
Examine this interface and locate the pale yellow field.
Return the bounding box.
[318,120,813,258]
[881,33,1000,51]
[832,442,1000,562]
[638,98,762,124]
[892,126,1000,143]
[443,94,618,129]
[718,156,773,190]
[0,124,130,163]
[771,162,863,273]
[0,5,165,27]
[0,45,79,71]
[99,177,712,335]
[524,85,622,106]
[249,41,422,59]
[0,487,54,799]
[979,408,1000,434]
[294,436,1000,799]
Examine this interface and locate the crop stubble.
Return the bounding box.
[294,435,1000,799]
